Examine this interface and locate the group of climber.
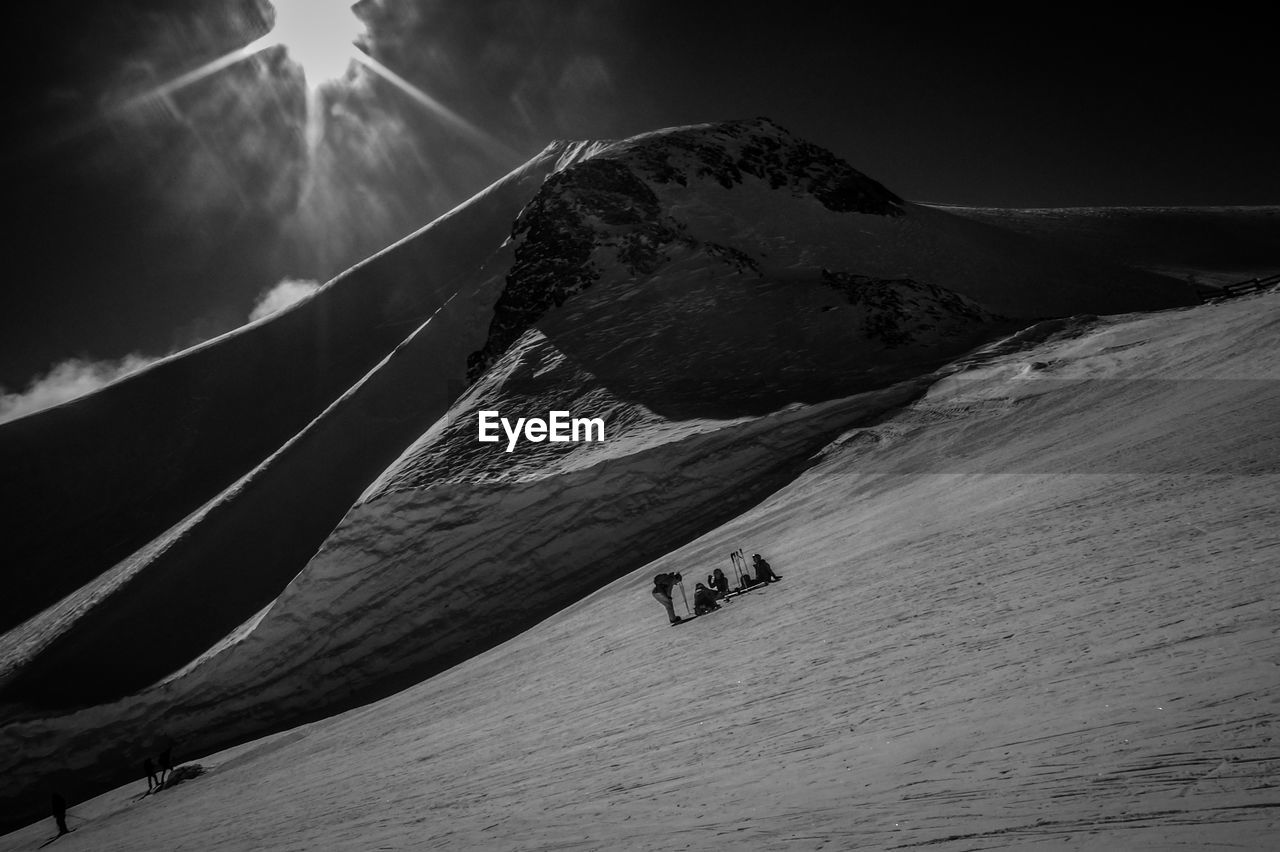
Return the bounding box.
[651,553,781,625]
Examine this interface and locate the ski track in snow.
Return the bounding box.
[3,293,1276,850]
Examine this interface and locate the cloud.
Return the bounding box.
[249,277,321,321]
[0,277,322,425]
[0,355,155,424]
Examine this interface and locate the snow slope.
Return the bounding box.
[0,143,567,636]
[0,118,1203,826]
[2,284,1274,851]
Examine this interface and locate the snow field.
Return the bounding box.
[5,292,1275,850]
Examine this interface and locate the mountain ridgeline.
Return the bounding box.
[467,119,906,383]
[0,117,1197,830]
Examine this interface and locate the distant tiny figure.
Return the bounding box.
[144,757,159,792]
[710,568,730,596]
[51,792,69,836]
[693,583,721,615]
[652,573,683,624]
[752,554,781,583]
[158,747,173,789]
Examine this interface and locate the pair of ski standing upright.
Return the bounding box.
[651,549,780,625]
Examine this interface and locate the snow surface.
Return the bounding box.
[2,288,1275,850]
[0,118,1245,831]
[0,139,570,649]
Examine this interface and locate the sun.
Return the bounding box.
[268,0,366,87]
[107,0,518,163]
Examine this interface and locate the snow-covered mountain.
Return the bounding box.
[3,252,1276,852]
[0,118,1202,827]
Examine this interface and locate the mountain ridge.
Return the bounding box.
[0,116,1208,828]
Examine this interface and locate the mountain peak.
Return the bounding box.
[545,117,903,212]
[466,118,909,382]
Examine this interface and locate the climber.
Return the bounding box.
[652,573,683,624]
[752,553,781,583]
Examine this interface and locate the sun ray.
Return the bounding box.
[106,0,364,117]
[108,36,273,118]
[353,52,523,163]
[81,0,521,186]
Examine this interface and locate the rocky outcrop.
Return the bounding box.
[467,159,691,382]
[624,117,904,214]
[467,119,907,383]
[820,270,999,347]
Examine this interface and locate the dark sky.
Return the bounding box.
[2,1,1276,402]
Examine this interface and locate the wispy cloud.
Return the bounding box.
[0,355,155,424]
[249,277,321,321]
[1,277,323,424]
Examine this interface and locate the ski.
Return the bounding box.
[669,607,723,625]
[721,578,780,600]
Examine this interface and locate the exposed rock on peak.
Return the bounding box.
[616,117,904,214]
[820,270,999,348]
[467,118,907,382]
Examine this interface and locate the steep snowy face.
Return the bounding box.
[465,117,1192,392]
[469,118,908,381]
[0,143,569,638]
[454,120,1091,441]
[232,123,1015,736]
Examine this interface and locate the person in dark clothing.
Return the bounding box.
[652,573,683,624]
[693,583,721,615]
[144,757,159,792]
[710,568,730,596]
[51,792,69,836]
[752,554,781,583]
[157,747,173,789]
